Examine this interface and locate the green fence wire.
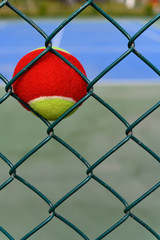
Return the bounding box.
[0,0,160,239]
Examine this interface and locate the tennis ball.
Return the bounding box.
[12,47,87,121]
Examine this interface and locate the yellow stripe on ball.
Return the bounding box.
[29,97,76,121]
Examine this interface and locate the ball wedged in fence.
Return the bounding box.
[12,47,87,121]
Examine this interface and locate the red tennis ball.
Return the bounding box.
[12,47,87,121]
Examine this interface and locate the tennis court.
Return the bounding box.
[0,18,160,83]
[0,16,160,240]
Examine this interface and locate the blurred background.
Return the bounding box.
[0,1,160,240]
[0,0,160,18]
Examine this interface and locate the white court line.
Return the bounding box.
[52,28,64,48]
[98,79,160,86]
[123,22,160,42]
[0,21,8,29]
[1,80,160,87]
[0,29,64,55]
[142,30,160,42]
[0,29,65,55]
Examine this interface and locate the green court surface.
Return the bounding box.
[0,84,160,240]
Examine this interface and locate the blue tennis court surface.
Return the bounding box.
[0,18,160,84]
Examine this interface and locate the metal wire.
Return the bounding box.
[0,0,160,239]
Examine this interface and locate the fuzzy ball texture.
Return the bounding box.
[12,47,87,120]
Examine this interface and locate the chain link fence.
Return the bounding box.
[0,0,160,239]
